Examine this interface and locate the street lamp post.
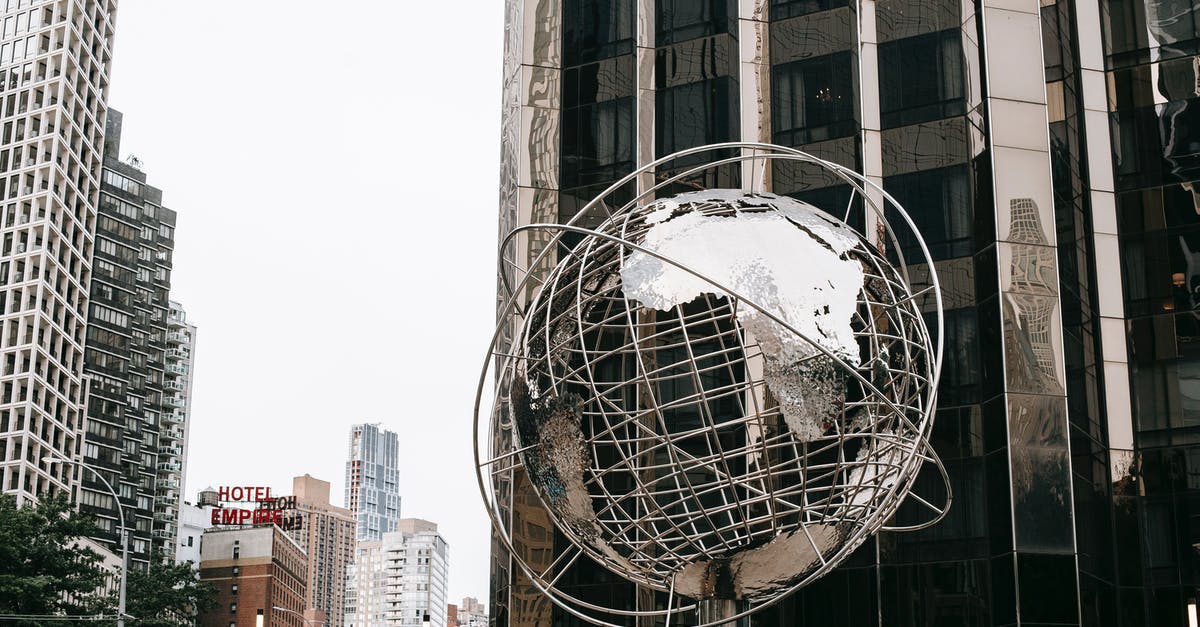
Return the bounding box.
[272,605,325,626]
[44,456,128,627]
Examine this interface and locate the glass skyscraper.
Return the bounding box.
[493,0,1200,624]
[345,422,401,541]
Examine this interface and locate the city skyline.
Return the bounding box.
[99,0,504,607]
[18,0,1196,624]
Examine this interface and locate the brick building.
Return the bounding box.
[288,474,355,627]
[199,526,307,627]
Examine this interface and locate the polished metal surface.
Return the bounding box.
[477,144,951,627]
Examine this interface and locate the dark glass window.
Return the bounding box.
[563,0,635,65]
[1127,314,1200,444]
[657,0,734,44]
[562,57,634,110]
[656,77,737,158]
[1145,0,1200,56]
[1113,96,1200,190]
[879,30,966,128]
[939,308,982,405]
[770,0,852,20]
[771,53,857,144]
[1101,0,1148,58]
[1017,554,1080,623]
[884,165,973,261]
[561,98,635,190]
[1041,2,1069,79]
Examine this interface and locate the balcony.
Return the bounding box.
[165,348,188,360]
[163,396,185,409]
[158,445,182,457]
[165,363,188,376]
[159,479,180,489]
[160,428,184,440]
[162,411,186,425]
[157,461,181,472]
[162,379,185,392]
[165,331,186,345]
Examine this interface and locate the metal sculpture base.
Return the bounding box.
[698,600,749,627]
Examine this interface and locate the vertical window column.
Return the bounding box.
[858,0,884,238]
[495,1,567,625]
[981,0,1081,622]
[1075,0,1132,479]
[767,0,861,208]
[654,0,739,191]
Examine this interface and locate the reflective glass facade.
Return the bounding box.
[1107,0,1200,624]
[495,0,1200,624]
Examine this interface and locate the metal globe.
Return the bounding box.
[508,189,937,602]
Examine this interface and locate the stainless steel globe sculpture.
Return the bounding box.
[477,144,949,626]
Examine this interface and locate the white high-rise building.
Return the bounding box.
[0,0,118,504]
[156,299,195,552]
[345,537,387,627]
[346,518,448,627]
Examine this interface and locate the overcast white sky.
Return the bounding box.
[106,1,504,605]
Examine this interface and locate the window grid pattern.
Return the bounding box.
[0,0,116,508]
[76,109,182,567]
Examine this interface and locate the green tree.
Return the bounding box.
[0,493,107,620]
[113,554,217,627]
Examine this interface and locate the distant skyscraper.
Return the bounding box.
[455,597,486,627]
[345,518,448,627]
[0,0,117,505]
[156,299,195,555]
[289,474,355,627]
[78,109,178,567]
[345,423,400,541]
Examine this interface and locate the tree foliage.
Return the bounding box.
[0,493,220,625]
[110,554,217,627]
[0,493,107,619]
